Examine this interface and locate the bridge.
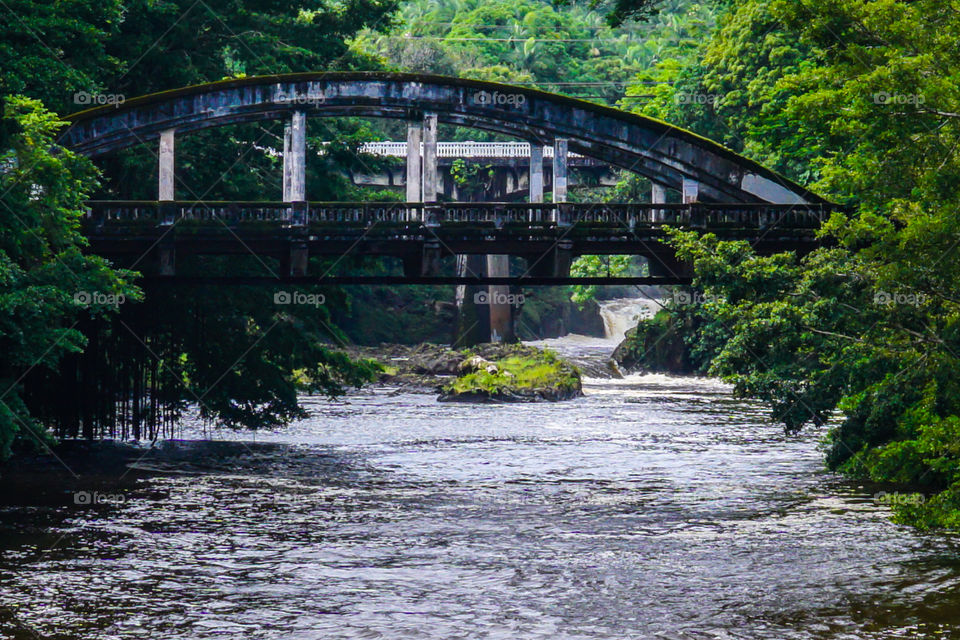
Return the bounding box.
[339,141,618,199]
[63,72,833,341]
[84,199,831,284]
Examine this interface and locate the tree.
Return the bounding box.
[0,97,138,457]
[568,255,637,306]
[621,0,960,529]
[0,0,123,115]
[557,0,664,27]
[0,0,401,444]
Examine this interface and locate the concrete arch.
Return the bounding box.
[62,72,824,204]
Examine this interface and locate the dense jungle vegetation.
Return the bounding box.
[616,0,960,529]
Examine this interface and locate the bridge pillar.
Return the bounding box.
[289,242,309,277]
[422,113,438,203]
[529,144,545,223]
[455,255,490,347]
[282,122,292,201]
[651,183,667,203]
[529,144,544,203]
[552,138,569,226]
[421,239,442,276]
[523,240,573,279]
[486,254,516,343]
[156,130,176,280]
[651,182,667,222]
[158,129,176,230]
[286,111,307,225]
[554,241,573,277]
[158,245,176,276]
[682,178,699,204]
[405,123,422,218]
[159,129,175,203]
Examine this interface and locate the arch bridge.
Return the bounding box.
[63,72,834,285]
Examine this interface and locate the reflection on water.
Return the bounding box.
[2,355,960,638]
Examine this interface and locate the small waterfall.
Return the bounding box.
[598,297,661,342]
[526,296,664,378]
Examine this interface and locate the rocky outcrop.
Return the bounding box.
[438,344,582,403]
[346,343,583,402]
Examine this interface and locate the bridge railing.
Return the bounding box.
[84,201,835,228]
[83,201,427,224]
[351,141,585,159]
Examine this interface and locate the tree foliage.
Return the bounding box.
[351,0,708,109]
[620,0,960,529]
[0,98,138,457]
[0,0,400,453]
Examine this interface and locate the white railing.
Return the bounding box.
[319,141,583,159]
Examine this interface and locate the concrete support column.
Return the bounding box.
[288,111,307,203]
[651,182,667,222]
[406,123,422,203]
[281,111,307,227]
[529,143,544,222]
[651,183,667,203]
[486,254,515,343]
[554,241,574,277]
[529,145,544,202]
[158,246,176,276]
[159,129,175,202]
[289,242,308,277]
[422,113,438,203]
[406,123,422,222]
[157,129,176,273]
[552,138,568,225]
[455,255,491,347]
[282,122,292,201]
[552,138,568,203]
[682,178,699,204]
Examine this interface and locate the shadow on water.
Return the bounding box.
[0,439,366,502]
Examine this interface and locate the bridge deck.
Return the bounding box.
[83,201,834,283]
[86,201,831,228]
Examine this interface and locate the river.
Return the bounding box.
[2,302,960,639]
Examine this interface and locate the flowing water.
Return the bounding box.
[2,315,960,639]
[598,297,662,342]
